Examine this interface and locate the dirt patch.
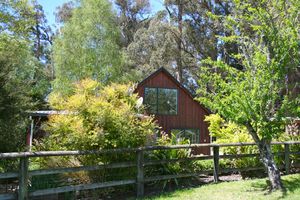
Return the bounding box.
[199,173,242,183]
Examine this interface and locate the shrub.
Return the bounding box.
[146,133,192,189]
[192,159,232,173]
[204,114,262,171]
[272,133,300,168]
[205,114,300,177]
[42,79,157,151]
[35,79,158,183]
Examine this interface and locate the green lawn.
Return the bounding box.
[143,174,300,200]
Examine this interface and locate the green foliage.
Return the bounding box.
[126,12,179,79]
[0,34,37,154]
[197,2,299,186]
[197,0,300,141]
[35,79,158,184]
[205,114,252,144]
[0,1,51,164]
[125,1,236,90]
[0,28,47,170]
[41,79,157,152]
[146,133,192,189]
[52,0,124,94]
[273,134,300,167]
[114,0,150,48]
[205,114,261,170]
[192,160,214,171]
[192,159,231,172]
[0,0,52,106]
[0,0,35,38]
[205,115,300,173]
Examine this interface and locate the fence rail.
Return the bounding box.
[0,141,300,200]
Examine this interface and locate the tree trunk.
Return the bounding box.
[176,0,183,83]
[245,123,284,191]
[258,140,284,191]
[35,11,41,61]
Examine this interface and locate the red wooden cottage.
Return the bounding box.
[136,67,211,154]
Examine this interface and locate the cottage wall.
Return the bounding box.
[136,70,211,155]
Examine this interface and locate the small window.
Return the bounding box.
[144,88,157,113]
[171,129,200,144]
[144,87,178,115]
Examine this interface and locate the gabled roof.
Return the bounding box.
[137,67,211,114]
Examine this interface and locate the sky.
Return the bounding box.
[38,0,164,28]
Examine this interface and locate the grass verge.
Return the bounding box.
[142,173,300,200]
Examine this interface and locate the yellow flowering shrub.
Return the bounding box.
[204,114,261,170]
[41,79,158,158]
[34,80,159,185]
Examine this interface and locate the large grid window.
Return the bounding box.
[144,87,178,115]
[171,129,200,144]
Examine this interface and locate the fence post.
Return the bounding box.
[213,146,220,183]
[18,157,29,200]
[136,149,144,198]
[284,143,290,175]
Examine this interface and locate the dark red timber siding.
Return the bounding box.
[136,68,211,155]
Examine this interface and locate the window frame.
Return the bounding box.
[171,128,200,144]
[144,87,178,115]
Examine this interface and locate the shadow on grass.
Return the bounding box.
[249,179,269,192]
[281,175,300,194]
[140,174,300,200]
[249,174,300,198]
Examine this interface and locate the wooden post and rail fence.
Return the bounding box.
[0,141,299,199]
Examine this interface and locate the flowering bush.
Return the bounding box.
[205,114,261,170]
[35,79,158,184]
[42,79,157,152]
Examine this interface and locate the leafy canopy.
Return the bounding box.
[0,0,52,156]
[0,33,36,152]
[52,0,123,94]
[197,0,300,141]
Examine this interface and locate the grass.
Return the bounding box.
[142,173,300,200]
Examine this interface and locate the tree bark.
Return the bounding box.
[176,0,183,83]
[258,140,283,191]
[34,10,41,61]
[245,123,284,191]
